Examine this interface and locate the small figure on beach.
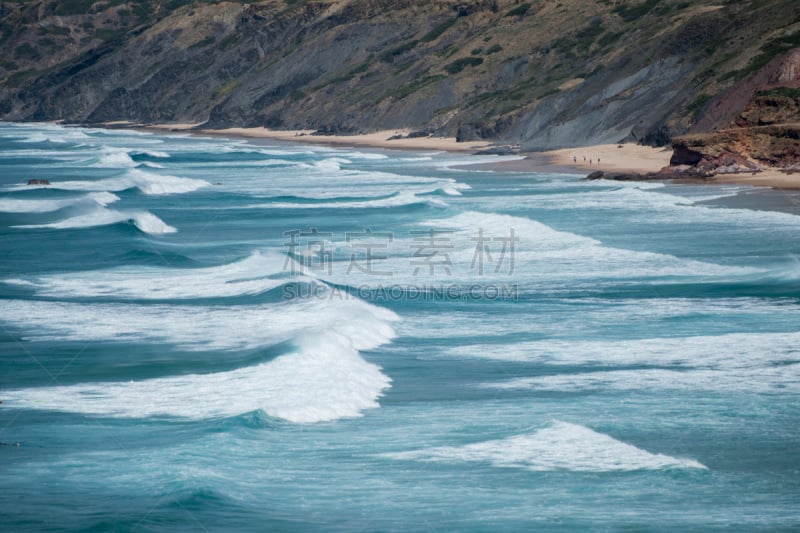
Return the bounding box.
[583,156,586,162]
[589,159,592,165]
[573,156,576,163]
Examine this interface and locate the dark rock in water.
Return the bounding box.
[584,168,709,183]
[584,170,650,181]
[474,145,516,156]
[27,179,50,185]
[604,172,652,181]
[585,170,605,180]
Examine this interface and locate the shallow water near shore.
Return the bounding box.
[1,122,799,531]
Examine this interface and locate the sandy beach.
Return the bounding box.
[135,123,800,190]
[542,143,674,174]
[143,123,493,153]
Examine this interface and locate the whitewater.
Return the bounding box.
[0,122,798,531]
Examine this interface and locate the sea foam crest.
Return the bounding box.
[0,192,119,213]
[92,147,137,168]
[0,293,399,423]
[313,157,352,172]
[243,179,468,209]
[249,191,448,209]
[2,331,391,423]
[6,251,306,299]
[15,128,91,144]
[417,211,758,280]
[10,168,209,195]
[384,421,707,472]
[13,207,176,235]
[0,294,397,351]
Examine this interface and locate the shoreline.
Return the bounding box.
[142,123,494,153]
[121,122,800,190]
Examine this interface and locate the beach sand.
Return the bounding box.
[706,170,800,189]
[200,126,492,153]
[135,123,800,190]
[543,143,674,174]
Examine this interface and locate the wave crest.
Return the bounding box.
[0,192,119,213]
[384,421,707,472]
[0,292,398,423]
[13,208,176,235]
[7,168,208,196]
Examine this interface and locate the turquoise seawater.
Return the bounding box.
[1,122,799,531]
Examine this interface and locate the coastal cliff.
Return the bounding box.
[1,0,799,149]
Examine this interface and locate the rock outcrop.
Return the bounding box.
[671,125,799,174]
[666,84,800,175]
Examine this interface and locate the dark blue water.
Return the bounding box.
[1,122,799,531]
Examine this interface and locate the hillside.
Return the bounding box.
[1,0,799,149]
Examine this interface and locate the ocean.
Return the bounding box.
[0,122,798,531]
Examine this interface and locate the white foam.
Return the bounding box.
[412,211,758,281]
[0,192,119,213]
[511,184,800,226]
[248,191,447,209]
[452,331,800,394]
[2,330,391,423]
[384,421,706,472]
[441,186,463,196]
[1,293,399,423]
[123,169,209,195]
[343,151,389,160]
[490,366,800,394]
[135,149,170,158]
[314,157,352,171]
[0,292,398,351]
[14,208,176,235]
[92,147,137,168]
[447,331,800,368]
[8,168,209,195]
[7,251,309,299]
[15,128,90,144]
[307,209,752,288]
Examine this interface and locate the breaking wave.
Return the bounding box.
[384,421,707,472]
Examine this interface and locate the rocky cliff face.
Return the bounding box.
[1,0,799,148]
[669,79,800,174]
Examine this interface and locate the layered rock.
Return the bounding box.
[668,84,800,175]
[1,0,798,148]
